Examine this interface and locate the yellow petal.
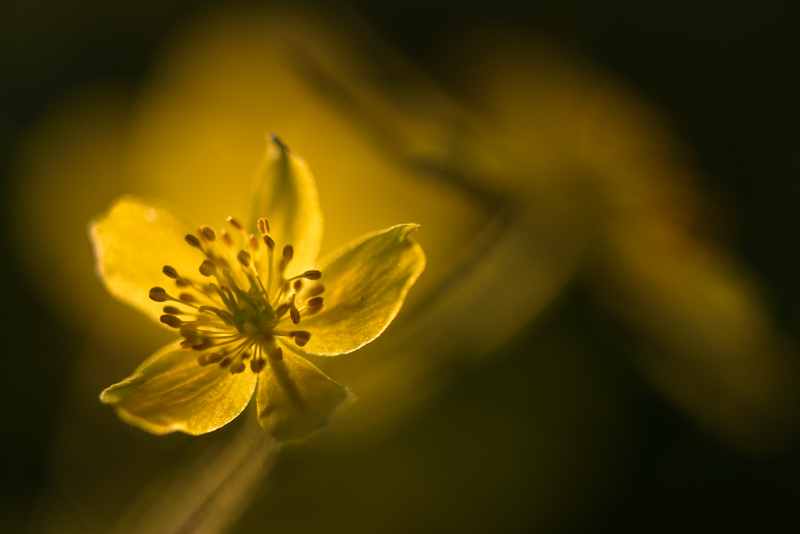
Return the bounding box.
[100,341,257,435]
[256,349,354,442]
[89,196,206,324]
[298,224,426,356]
[249,136,323,283]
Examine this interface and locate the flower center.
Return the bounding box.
[149,216,324,374]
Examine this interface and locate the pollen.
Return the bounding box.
[154,217,324,373]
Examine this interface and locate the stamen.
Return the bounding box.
[230,361,246,374]
[227,216,244,230]
[307,297,324,307]
[163,306,182,315]
[199,260,216,277]
[275,282,290,303]
[250,357,266,373]
[220,229,234,247]
[207,352,224,364]
[305,304,323,316]
[219,357,233,368]
[149,287,169,302]
[179,324,198,338]
[198,305,235,322]
[283,245,294,261]
[192,337,214,350]
[257,218,270,235]
[290,295,301,324]
[248,234,260,253]
[268,347,283,361]
[290,331,311,347]
[179,293,197,303]
[274,302,290,318]
[163,265,180,279]
[199,226,216,241]
[293,280,303,291]
[160,315,182,328]
[308,284,325,297]
[286,270,322,283]
[265,236,276,293]
[197,354,211,366]
[237,250,252,268]
[185,234,202,249]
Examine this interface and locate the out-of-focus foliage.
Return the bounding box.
[8,3,800,534]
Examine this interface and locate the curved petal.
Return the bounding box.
[256,349,354,442]
[89,195,207,324]
[297,224,426,356]
[249,135,323,283]
[100,341,258,435]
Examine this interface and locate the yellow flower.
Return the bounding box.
[90,135,426,442]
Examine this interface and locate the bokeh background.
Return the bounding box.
[2,1,800,532]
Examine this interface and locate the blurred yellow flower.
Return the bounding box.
[91,135,426,442]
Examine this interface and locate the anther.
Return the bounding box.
[197,354,211,366]
[290,331,311,347]
[308,297,324,307]
[199,226,216,241]
[274,302,290,318]
[308,284,325,297]
[192,338,213,351]
[185,234,202,248]
[160,315,183,328]
[293,280,303,291]
[179,293,196,303]
[248,234,260,253]
[237,250,252,267]
[227,216,244,230]
[268,347,283,361]
[263,235,275,249]
[199,259,217,277]
[250,357,266,373]
[163,306,181,315]
[283,245,294,261]
[257,218,270,236]
[149,287,169,302]
[207,353,224,364]
[301,270,322,280]
[163,265,180,279]
[220,229,234,247]
[289,294,301,324]
[219,357,233,368]
[179,324,198,338]
[230,361,246,374]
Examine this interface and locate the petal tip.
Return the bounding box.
[98,387,116,404]
[268,131,291,153]
[399,223,421,237]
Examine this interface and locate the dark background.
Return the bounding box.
[2,0,799,532]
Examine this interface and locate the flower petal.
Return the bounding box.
[249,136,323,282]
[100,341,257,435]
[297,224,426,356]
[256,349,354,442]
[89,195,206,324]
